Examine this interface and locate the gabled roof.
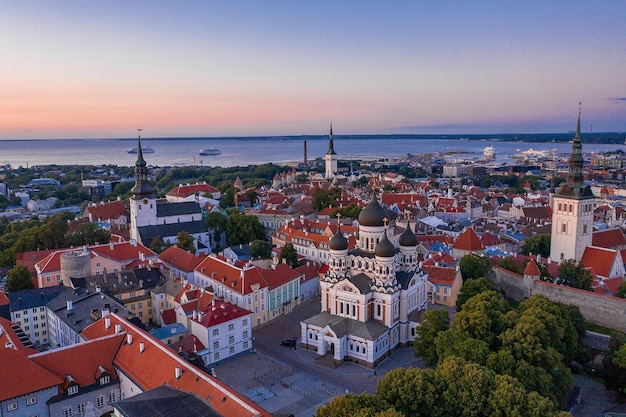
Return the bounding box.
[159,245,208,273]
[0,317,38,356]
[452,228,485,251]
[592,228,626,249]
[81,314,270,417]
[0,348,63,401]
[83,200,128,221]
[115,385,222,417]
[581,246,620,278]
[29,334,124,388]
[524,260,541,276]
[195,257,267,295]
[194,300,252,327]
[166,183,219,198]
[424,266,459,286]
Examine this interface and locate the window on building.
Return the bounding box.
[243,330,248,338]
[100,375,110,385]
[63,407,73,417]
[108,392,116,403]
[213,341,219,349]
[229,346,235,354]
[228,323,234,331]
[243,341,249,349]
[212,329,218,336]
[243,319,248,326]
[562,223,567,233]
[138,311,143,318]
[6,402,17,412]
[214,352,220,361]
[26,396,37,406]
[77,403,86,414]
[67,385,79,395]
[97,396,105,408]
[229,335,234,344]
[583,224,588,234]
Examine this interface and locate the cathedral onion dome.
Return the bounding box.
[399,222,417,247]
[358,192,387,227]
[375,233,396,258]
[329,225,349,251]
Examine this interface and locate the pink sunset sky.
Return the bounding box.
[1,1,625,139]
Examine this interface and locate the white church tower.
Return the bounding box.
[129,131,157,242]
[550,104,595,262]
[325,124,338,179]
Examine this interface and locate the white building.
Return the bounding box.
[550,109,595,262]
[301,193,428,368]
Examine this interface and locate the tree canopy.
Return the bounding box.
[459,253,492,282]
[225,210,266,247]
[250,239,272,259]
[6,265,34,292]
[279,243,299,268]
[557,259,592,291]
[176,231,196,254]
[413,309,450,366]
[521,233,551,258]
[455,277,495,311]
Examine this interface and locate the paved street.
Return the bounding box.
[215,297,424,416]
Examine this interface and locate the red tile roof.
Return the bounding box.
[29,334,124,389]
[452,228,485,251]
[161,309,177,325]
[592,228,626,249]
[524,260,541,276]
[81,314,270,417]
[194,300,251,327]
[581,246,619,278]
[0,317,38,356]
[424,266,458,286]
[159,245,209,272]
[0,348,63,401]
[84,200,128,222]
[166,183,219,198]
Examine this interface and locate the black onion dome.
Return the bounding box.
[329,226,348,251]
[358,192,387,227]
[375,233,396,258]
[399,223,417,247]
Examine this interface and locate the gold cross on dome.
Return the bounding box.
[383,217,388,228]
[336,212,341,224]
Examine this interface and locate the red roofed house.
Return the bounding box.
[82,199,129,226]
[580,246,625,280]
[592,228,626,250]
[81,313,271,417]
[451,227,485,259]
[424,265,463,306]
[166,182,221,202]
[158,245,209,283]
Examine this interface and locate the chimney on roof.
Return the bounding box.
[126,333,133,345]
[67,300,73,311]
[131,239,137,247]
[105,316,111,330]
[192,310,197,320]
[117,271,123,285]
[115,323,121,334]
[110,241,114,250]
[139,341,145,353]
[139,279,144,289]
[175,366,183,379]
[140,252,145,261]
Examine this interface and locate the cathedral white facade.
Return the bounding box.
[301,192,428,368]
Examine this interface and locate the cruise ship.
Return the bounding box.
[127,146,155,154]
[483,145,496,160]
[199,148,221,156]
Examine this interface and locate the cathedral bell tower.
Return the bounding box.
[129,130,157,242]
[549,104,595,262]
[325,123,338,179]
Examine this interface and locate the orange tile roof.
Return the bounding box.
[81,314,270,417]
[159,245,209,272]
[452,228,485,251]
[84,200,128,221]
[0,348,63,401]
[90,241,157,262]
[581,246,618,278]
[195,300,251,327]
[0,317,38,356]
[523,260,541,276]
[166,183,219,198]
[29,334,124,388]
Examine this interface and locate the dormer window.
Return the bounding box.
[67,385,79,395]
[99,375,110,385]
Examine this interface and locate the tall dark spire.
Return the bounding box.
[131,129,154,199]
[555,103,593,199]
[326,122,336,155]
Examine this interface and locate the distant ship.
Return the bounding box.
[483,145,496,160]
[199,148,221,156]
[127,146,155,154]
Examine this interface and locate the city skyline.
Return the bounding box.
[1,1,625,140]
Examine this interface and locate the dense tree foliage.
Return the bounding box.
[6,265,34,292]
[330,203,363,220]
[455,277,495,311]
[250,239,272,259]
[413,309,450,366]
[558,259,592,291]
[66,223,111,247]
[603,332,626,394]
[279,243,299,268]
[225,210,265,246]
[205,211,228,249]
[617,281,626,298]
[311,186,342,211]
[499,257,522,274]
[176,231,196,254]
[315,357,570,417]
[459,253,492,282]
[149,235,169,254]
[521,233,551,258]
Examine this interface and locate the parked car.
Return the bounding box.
[280,338,297,348]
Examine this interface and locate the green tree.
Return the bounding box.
[456,277,495,311]
[311,186,342,211]
[499,257,522,274]
[331,203,363,220]
[617,281,626,298]
[557,259,592,291]
[413,309,450,366]
[66,223,111,247]
[250,239,272,259]
[149,235,168,254]
[6,265,34,292]
[205,211,228,249]
[246,189,258,206]
[225,211,266,246]
[176,231,196,254]
[603,332,626,393]
[279,243,299,268]
[521,233,551,258]
[459,253,492,282]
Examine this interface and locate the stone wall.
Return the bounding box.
[491,266,626,333]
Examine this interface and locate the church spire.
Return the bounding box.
[326,122,336,155]
[567,102,584,186]
[131,128,154,199]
